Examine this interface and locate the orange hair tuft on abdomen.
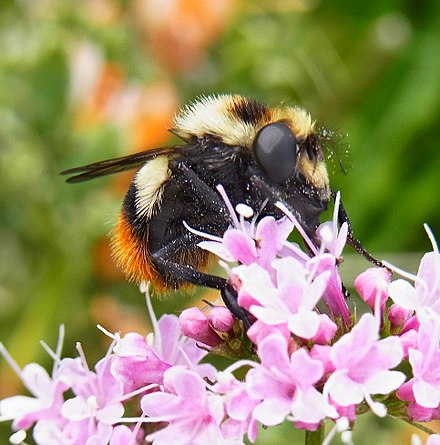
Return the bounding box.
[111,213,166,289]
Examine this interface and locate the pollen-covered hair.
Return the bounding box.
[171,94,315,147]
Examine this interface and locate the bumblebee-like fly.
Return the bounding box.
[62,94,380,325]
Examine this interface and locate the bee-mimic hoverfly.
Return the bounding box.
[62,94,381,327]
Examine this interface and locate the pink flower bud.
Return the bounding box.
[207,306,235,332]
[179,307,221,347]
[407,403,437,422]
[309,254,350,326]
[401,315,419,334]
[388,303,413,328]
[354,267,391,314]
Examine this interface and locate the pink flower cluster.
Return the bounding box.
[1,189,440,444]
[0,300,218,445]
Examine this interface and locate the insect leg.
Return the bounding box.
[155,161,256,327]
[171,161,231,218]
[152,232,253,329]
[333,191,384,267]
[248,172,305,222]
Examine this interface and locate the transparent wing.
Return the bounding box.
[61,146,180,183]
[317,127,351,176]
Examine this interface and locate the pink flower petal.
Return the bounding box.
[389,279,420,311]
[246,320,290,345]
[311,314,337,344]
[427,434,440,445]
[155,315,181,359]
[98,402,125,424]
[273,257,305,288]
[330,313,378,369]
[239,263,276,305]
[289,348,323,387]
[363,370,406,395]
[141,392,180,417]
[61,397,90,421]
[110,425,136,445]
[197,241,235,262]
[288,310,321,339]
[370,336,404,369]
[252,398,289,425]
[325,372,364,406]
[257,334,290,370]
[291,387,335,424]
[250,304,289,326]
[20,364,53,399]
[413,380,440,408]
[417,252,440,294]
[223,230,258,264]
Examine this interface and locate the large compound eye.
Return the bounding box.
[253,122,297,184]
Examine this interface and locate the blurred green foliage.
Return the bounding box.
[1,0,440,443]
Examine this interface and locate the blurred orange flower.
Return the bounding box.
[69,42,179,150]
[134,0,238,72]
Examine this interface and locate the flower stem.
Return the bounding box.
[305,424,324,445]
